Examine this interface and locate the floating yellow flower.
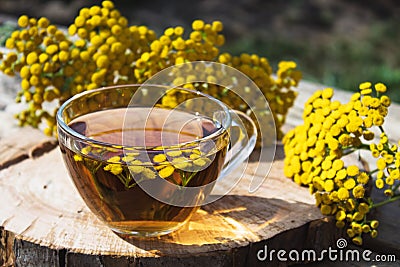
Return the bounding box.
[153,154,167,163]
[158,165,175,178]
[107,156,120,163]
[73,154,83,162]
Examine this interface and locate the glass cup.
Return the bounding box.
[56,84,257,237]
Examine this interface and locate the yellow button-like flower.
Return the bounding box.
[385,177,394,186]
[167,150,182,157]
[192,20,205,31]
[335,210,346,221]
[102,0,114,9]
[347,165,359,176]
[158,165,175,178]
[18,15,29,28]
[109,164,123,175]
[359,82,372,90]
[193,158,208,167]
[211,21,223,32]
[321,159,332,170]
[174,26,184,36]
[356,172,369,184]
[107,156,120,163]
[73,154,83,162]
[153,154,167,163]
[375,82,387,93]
[338,187,350,200]
[376,158,386,170]
[373,115,384,126]
[164,27,174,36]
[384,189,393,197]
[74,15,86,27]
[59,51,69,62]
[375,179,384,189]
[358,202,369,214]
[128,166,145,174]
[389,168,400,179]
[190,31,202,42]
[96,55,109,68]
[324,180,334,192]
[143,168,156,179]
[344,178,356,190]
[321,88,333,99]
[26,52,38,65]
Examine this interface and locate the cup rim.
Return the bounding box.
[56,83,232,151]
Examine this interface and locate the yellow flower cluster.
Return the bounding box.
[0,1,155,134]
[222,59,301,140]
[283,82,400,245]
[0,1,300,141]
[134,19,301,142]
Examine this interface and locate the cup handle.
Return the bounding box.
[219,110,257,179]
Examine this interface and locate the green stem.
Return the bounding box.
[371,194,400,209]
[342,143,371,156]
[182,172,197,187]
[93,163,102,173]
[116,173,128,187]
[368,168,379,176]
[357,143,371,150]
[392,183,400,193]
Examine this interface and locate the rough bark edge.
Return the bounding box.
[3,218,343,267]
[0,226,15,267]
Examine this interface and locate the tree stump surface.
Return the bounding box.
[0,80,399,266]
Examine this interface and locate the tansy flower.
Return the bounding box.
[375,179,384,189]
[335,210,346,221]
[376,158,386,170]
[344,178,356,190]
[338,188,350,200]
[358,203,369,214]
[356,172,369,184]
[153,154,167,163]
[103,164,123,175]
[107,156,121,163]
[73,154,83,162]
[346,165,359,176]
[375,83,387,93]
[320,205,332,215]
[142,168,156,179]
[128,166,145,174]
[158,165,175,178]
[359,82,372,90]
[352,185,365,198]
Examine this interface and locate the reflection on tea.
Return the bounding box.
[59,107,228,236]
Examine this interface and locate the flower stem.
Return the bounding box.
[371,194,400,209]
[342,143,370,156]
[392,183,400,193]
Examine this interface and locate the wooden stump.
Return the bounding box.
[0,138,335,266]
[0,80,399,266]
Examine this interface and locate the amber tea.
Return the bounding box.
[59,107,228,236]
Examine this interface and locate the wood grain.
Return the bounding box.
[0,112,57,170]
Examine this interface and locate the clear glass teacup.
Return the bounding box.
[56,84,257,237]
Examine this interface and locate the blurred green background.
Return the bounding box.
[1,0,400,102]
